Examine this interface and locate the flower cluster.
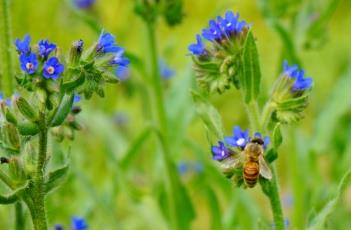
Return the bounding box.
[270,61,313,123]
[16,35,63,80]
[188,11,249,93]
[211,126,270,161]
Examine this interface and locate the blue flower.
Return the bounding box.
[115,66,129,81]
[211,141,231,161]
[73,0,96,9]
[19,53,38,74]
[74,94,81,103]
[254,132,270,149]
[188,34,206,56]
[96,32,120,54]
[217,11,247,36]
[110,48,130,67]
[283,61,313,91]
[38,39,57,58]
[178,161,189,175]
[159,59,175,79]
[42,57,64,80]
[72,216,88,230]
[15,34,31,54]
[224,126,250,149]
[202,19,223,41]
[193,162,204,173]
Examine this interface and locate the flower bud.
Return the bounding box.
[69,39,84,66]
[15,96,38,122]
[8,157,26,182]
[3,123,20,153]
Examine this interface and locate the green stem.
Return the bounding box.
[15,202,25,230]
[0,0,14,96]
[262,167,285,230]
[244,100,285,229]
[29,111,48,230]
[260,100,275,131]
[145,21,179,230]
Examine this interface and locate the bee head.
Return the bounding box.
[251,138,264,146]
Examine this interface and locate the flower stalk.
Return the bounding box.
[0,0,14,96]
[146,20,179,230]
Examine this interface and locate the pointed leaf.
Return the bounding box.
[241,31,261,103]
[49,94,74,127]
[44,164,69,193]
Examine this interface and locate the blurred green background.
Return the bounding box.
[1,0,351,229]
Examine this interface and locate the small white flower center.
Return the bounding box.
[26,62,33,70]
[221,150,225,156]
[227,22,232,27]
[236,138,245,146]
[47,66,55,74]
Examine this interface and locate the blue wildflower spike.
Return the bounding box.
[254,132,270,149]
[188,11,249,93]
[211,141,231,161]
[96,32,120,54]
[19,53,38,74]
[42,57,64,80]
[188,34,206,56]
[38,39,57,58]
[72,216,88,230]
[15,34,31,54]
[224,126,250,149]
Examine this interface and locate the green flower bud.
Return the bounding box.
[15,97,38,122]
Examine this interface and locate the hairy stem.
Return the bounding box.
[15,202,25,230]
[262,167,285,230]
[0,0,14,96]
[146,21,179,230]
[29,111,48,230]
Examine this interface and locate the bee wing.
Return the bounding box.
[258,155,272,180]
[221,151,244,170]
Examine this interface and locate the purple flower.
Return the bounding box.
[96,32,120,54]
[224,126,250,149]
[283,60,313,91]
[19,53,38,74]
[254,132,270,149]
[42,57,64,80]
[72,216,88,230]
[15,34,31,54]
[54,224,64,230]
[188,34,206,56]
[73,0,96,9]
[115,66,129,81]
[38,39,57,58]
[211,141,231,161]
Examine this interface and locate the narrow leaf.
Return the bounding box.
[241,31,261,103]
[49,94,74,127]
[44,164,69,193]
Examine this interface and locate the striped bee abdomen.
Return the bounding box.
[243,161,260,188]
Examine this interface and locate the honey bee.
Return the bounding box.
[221,138,272,188]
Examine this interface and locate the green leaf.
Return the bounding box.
[44,164,69,193]
[307,169,351,230]
[191,90,224,140]
[49,94,74,127]
[61,72,85,92]
[241,31,261,103]
[0,181,28,205]
[272,123,282,149]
